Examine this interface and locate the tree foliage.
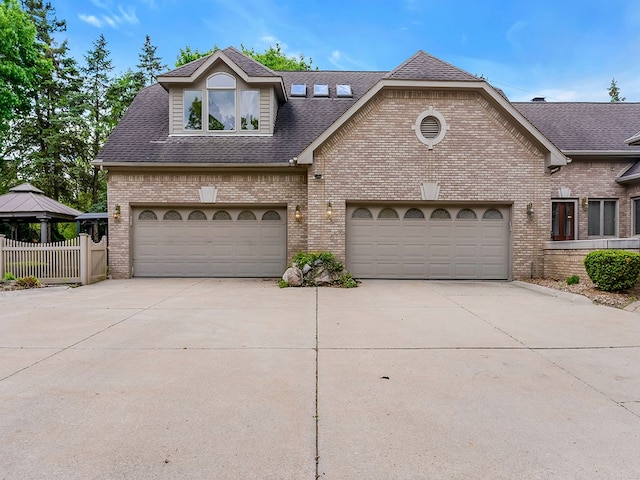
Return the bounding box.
[138,34,167,85]
[608,78,625,102]
[175,43,314,71]
[241,43,314,71]
[175,45,218,67]
[0,0,51,141]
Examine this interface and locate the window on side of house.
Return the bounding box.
[240,90,259,130]
[633,198,640,235]
[184,90,203,130]
[588,199,617,237]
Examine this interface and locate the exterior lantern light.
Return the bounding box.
[326,202,333,220]
[526,202,534,219]
[113,204,121,220]
[295,205,302,222]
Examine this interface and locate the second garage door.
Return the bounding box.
[346,205,510,279]
[132,206,286,277]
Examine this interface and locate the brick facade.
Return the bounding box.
[307,90,551,279]
[107,170,307,279]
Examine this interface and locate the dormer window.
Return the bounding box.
[207,73,236,131]
[183,73,260,132]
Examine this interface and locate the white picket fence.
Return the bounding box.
[0,233,107,285]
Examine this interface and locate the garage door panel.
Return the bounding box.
[133,207,286,277]
[347,205,509,280]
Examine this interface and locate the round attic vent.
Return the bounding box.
[413,107,449,149]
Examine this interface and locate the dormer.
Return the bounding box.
[157,47,287,136]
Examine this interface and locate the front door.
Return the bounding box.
[552,202,575,241]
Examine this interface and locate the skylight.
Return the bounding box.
[291,84,306,97]
[336,84,352,97]
[313,84,329,97]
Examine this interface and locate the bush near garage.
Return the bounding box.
[280,251,358,288]
[583,250,640,292]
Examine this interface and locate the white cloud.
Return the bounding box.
[118,6,139,25]
[78,14,103,28]
[80,3,139,29]
[506,20,527,48]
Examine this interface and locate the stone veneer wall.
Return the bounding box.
[107,170,307,279]
[307,89,552,279]
[543,239,640,280]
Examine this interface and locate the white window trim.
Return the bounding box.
[412,106,449,149]
[632,197,640,236]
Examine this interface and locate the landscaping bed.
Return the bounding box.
[525,278,640,309]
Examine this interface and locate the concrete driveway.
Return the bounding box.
[1,279,639,479]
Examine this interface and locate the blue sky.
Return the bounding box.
[51,0,640,102]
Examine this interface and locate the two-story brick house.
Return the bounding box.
[95,47,640,280]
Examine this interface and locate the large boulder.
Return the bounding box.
[282,264,303,286]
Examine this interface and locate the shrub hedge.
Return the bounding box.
[583,250,640,292]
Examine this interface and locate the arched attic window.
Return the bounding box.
[207,73,236,131]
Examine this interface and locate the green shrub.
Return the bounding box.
[16,275,41,288]
[566,275,580,285]
[337,271,358,288]
[583,250,640,292]
[3,272,16,281]
[278,279,289,288]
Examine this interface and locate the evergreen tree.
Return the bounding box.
[608,78,625,102]
[79,34,113,208]
[10,0,85,206]
[106,68,145,130]
[137,34,166,85]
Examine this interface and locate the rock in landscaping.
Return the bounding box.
[282,264,303,286]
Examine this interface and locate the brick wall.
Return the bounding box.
[107,169,307,278]
[308,89,552,279]
[543,249,591,280]
[549,159,633,238]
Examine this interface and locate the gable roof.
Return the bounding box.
[514,102,640,154]
[96,49,566,169]
[159,46,278,79]
[96,70,385,165]
[385,50,479,82]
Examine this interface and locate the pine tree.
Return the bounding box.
[11,0,85,206]
[608,78,625,102]
[137,34,166,85]
[79,34,113,208]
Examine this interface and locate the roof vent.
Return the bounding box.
[531,97,546,102]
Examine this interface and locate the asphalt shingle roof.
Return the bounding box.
[385,50,479,82]
[98,48,640,166]
[514,102,640,152]
[97,70,385,164]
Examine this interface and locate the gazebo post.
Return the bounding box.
[40,220,48,243]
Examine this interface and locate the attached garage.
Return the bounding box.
[132,206,286,277]
[346,205,510,279]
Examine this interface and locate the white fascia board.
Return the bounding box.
[298,79,568,168]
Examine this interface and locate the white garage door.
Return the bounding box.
[132,206,286,277]
[346,205,510,279]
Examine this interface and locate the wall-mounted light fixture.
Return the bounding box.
[314,173,323,180]
[326,202,333,220]
[581,197,588,209]
[295,205,302,222]
[526,202,534,219]
[113,204,121,220]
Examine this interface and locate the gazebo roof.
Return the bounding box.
[0,183,82,221]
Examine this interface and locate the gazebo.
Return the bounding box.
[0,183,82,243]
